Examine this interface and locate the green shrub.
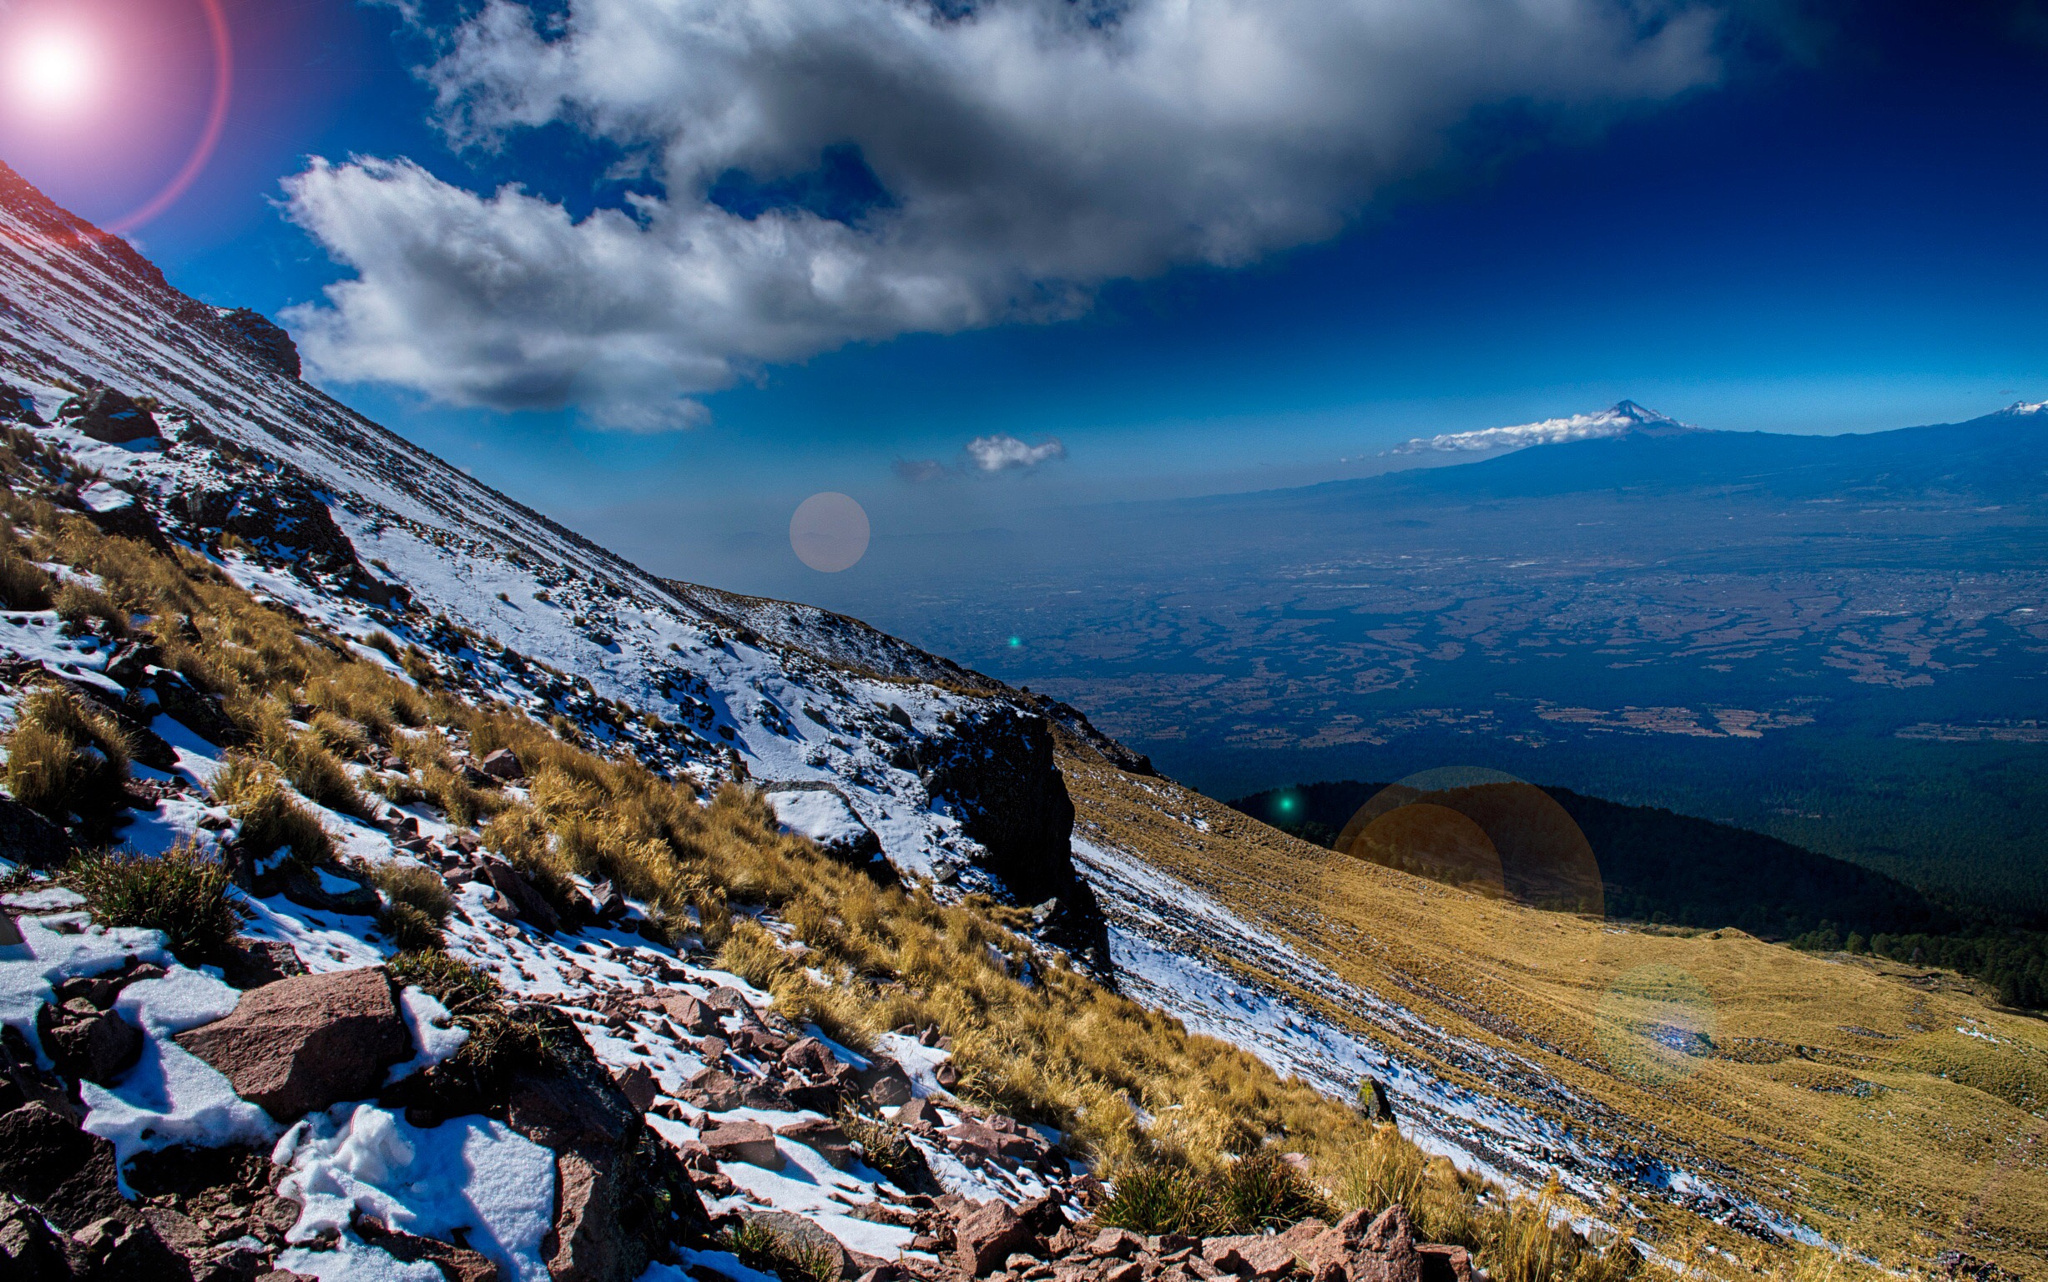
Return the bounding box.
[271,731,370,818]
[719,1221,839,1282]
[309,710,371,762]
[388,949,501,1015]
[1215,1150,1330,1233]
[379,901,443,952]
[374,861,453,921]
[1100,1151,1329,1237]
[72,843,251,965]
[3,686,131,827]
[1100,1162,1211,1235]
[835,1109,930,1192]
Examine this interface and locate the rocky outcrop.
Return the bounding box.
[175,966,412,1121]
[175,478,361,580]
[57,385,158,444]
[210,308,301,380]
[915,704,1112,973]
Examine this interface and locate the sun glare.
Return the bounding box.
[10,26,99,118]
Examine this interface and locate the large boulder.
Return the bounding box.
[174,966,412,1122]
[57,385,158,444]
[0,1101,128,1231]
[174,477,366,582]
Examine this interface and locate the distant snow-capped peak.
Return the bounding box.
[2002,399,2047,416]
[1386,400,1692,456]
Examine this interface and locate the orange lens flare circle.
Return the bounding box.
[1333,765,1605,915]
[108,0,233,233]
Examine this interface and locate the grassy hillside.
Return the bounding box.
[1069,756,2048,1277]
[1230,780,2048,1009]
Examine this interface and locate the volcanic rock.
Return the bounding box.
[59,386,158,444]
[37,998,143,1084]
[174,966,411,1121]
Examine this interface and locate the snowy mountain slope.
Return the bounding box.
[0,160,1101,951]
[1385,401,1695,456]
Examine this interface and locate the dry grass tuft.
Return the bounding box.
[3,686,131,829]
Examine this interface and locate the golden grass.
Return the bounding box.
[3,685,131,830]
[1059,753,2048,1278]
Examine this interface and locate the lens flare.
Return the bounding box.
[10,26,97,118]
[790,492,870,572]
[1333,766,1604,914]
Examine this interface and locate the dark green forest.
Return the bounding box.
[1229,779,2048,1010]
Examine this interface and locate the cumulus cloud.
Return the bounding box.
[286,0,1727,428]
[966,433,1067,472]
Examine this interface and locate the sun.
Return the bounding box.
[9,25,100,118]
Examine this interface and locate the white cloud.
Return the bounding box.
[285,0,1727,428]
[966,432,1067,472]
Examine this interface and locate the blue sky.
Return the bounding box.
[4,0,2046,591]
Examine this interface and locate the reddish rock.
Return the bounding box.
[1203,1237,1298,1281]
[1346,1207,1427,1282]
[678,1067,742,1111]
[611,1063,657,1113]
[357,1213,503,1282]
[699,1120,783,1169]
[896,1097,941,1131]
[0,1102,127,1231]
[174,966,411,1122]
[219,939,305,990]
[1102,1261,1143,1282]
[729,1025,789,1058]
[942,1121,1042,1162]
[1417,1244,1475,1282]
[480,861,561,933]
[955,1201,1031,1276]
[37,999,143,1084]
[545,1149,633,1282]
[865,1061,914,1108]
[934,1060,960,1090]
[659,993,718,1035]
[1089,1229,1143,1259]
[479,748,523,780]
[776,1118,856,1169]
[781,1036,837,1078]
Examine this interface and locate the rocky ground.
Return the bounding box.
[1,854,1478,1282]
